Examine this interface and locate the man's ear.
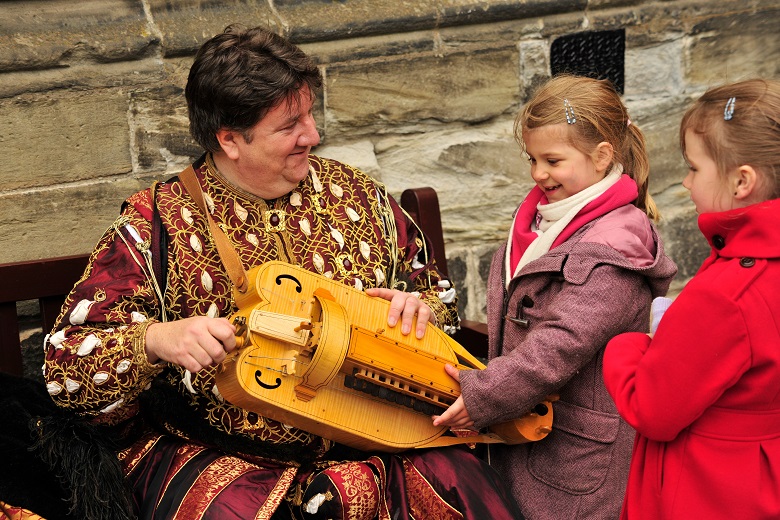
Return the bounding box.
[732,164,759,201]
[593,142,615,174]
[216,129,241,160]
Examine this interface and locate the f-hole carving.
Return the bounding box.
[254,370,282,390]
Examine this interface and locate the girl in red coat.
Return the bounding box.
[603,78,780,519]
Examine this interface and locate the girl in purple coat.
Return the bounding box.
[433,75,677,519]
[604,79,780,519]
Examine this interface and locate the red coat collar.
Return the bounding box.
[698,198,780,259]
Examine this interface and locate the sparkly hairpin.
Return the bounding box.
[564,99,576,124]
[724,97,736,121]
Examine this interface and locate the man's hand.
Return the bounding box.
[144,317,237,373]
[432,364,475,428]
[365,287,433,339]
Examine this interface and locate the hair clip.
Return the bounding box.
[627,118,632,127]
[564,99,576,124]
[724,97,736,121]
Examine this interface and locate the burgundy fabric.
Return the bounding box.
[123,436,522,520]
[125,435,290,520]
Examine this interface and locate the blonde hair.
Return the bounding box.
[515,74,657,220]
[680,78,780,201]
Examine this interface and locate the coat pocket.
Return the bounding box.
[527,400,621,495]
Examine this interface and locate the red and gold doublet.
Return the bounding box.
[37,155,521,519]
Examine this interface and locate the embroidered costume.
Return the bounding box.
[459,174,677,519]
[604,199,780,519]
[41,154,519,519]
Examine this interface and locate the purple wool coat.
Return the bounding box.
[459,205,677,519]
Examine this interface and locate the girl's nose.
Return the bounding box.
[681,171,692,191]
[531,166,548,182]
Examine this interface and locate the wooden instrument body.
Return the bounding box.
[215,261,552,452]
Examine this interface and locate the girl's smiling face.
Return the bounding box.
[523,124,608,203]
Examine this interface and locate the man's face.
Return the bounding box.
[227,87,320,199]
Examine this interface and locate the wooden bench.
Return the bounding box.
[0,187,487,376]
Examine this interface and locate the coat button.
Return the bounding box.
[712,235,726,249]
[740,257,756,268]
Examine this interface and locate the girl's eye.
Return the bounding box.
[547,159,558,165]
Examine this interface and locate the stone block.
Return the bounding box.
[0,90,132,190]
[303,31,434,65]
[325,46,520,135]
[376,119,531,245]
[447,254,469,319]
[686,6,780,87]
[0,175,156,263]
[277,0,581,43]
[0,0,155,71]
[314,140,381,179]
[147,0,281,57]
[131,85,200,172]
[654,183,709,281]
[0,59,165,99]
[520,40,550,101]
[626,96,692,195]
[625,39,685,97]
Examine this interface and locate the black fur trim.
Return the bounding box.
[0,372,135,520]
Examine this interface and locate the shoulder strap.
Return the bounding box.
[178,165,249,294]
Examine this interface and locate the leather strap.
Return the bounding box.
[178,165,249,294]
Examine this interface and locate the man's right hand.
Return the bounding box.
[144,317,237,373]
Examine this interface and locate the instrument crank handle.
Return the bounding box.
[233,316,248,348]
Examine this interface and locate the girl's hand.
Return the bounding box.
[365,287,433,339]
[432,364,475,428]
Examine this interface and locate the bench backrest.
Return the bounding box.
[0,254,89,374]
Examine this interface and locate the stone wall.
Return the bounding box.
[2,0,778,321]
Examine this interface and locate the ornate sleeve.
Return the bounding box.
[43,193,165,421]
[385,191,460,334]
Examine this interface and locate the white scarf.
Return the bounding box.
[506,164,623,283]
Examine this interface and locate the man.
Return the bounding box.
[42,25,520,519]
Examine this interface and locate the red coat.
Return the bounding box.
[604,199,780,519]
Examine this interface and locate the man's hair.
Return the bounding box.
[185,24,323,152]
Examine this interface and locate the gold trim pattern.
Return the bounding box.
[256,466,297,520]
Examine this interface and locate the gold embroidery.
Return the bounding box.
[256,467,298,520]
[173,454,254,520]
[402,457,461,520]
[328,462,380,520]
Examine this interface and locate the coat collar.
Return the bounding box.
[698,198,780,259]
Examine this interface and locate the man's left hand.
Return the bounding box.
[365,287,433,339]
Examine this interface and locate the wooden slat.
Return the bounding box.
[0,254,89,304]
[0,254,89,374]
[0,301,23,375]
